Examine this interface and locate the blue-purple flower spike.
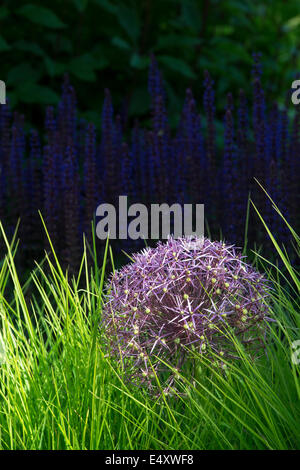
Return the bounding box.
[0,54,298,269]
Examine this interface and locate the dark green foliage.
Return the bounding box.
[1,0,300,128]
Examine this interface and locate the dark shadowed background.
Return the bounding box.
[1,0,300,129]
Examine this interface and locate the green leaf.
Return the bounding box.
[43,56,66,77]
[7,63,42,86]
[17,4,66,29]
[44,34,73,53]
[0,6,9,20]
[17,83,59,104]
[129,87,150,116]
[229,0,253,14]
[130,53,149,69]
[182,0,201,31]
[0,35,10,52]
[13,40,44,56]
[155,34,201,50]
[283,16,300,32]
[93,0,117,14]
[158,55,196,79]
[117,4,140,42]
[79,110,101,128]
[215,25,234,36]
[69,53,107,81]
[69,66,96,82]
[210,38,252,63]
[111,36,131,50]
[73,0,89,12]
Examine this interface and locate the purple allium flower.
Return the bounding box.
[102,237,271,394]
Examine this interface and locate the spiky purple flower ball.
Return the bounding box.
[102,237,271,393]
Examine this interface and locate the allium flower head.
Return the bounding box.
[102,237,271,393]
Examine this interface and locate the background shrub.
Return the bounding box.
[1,0,300,129]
